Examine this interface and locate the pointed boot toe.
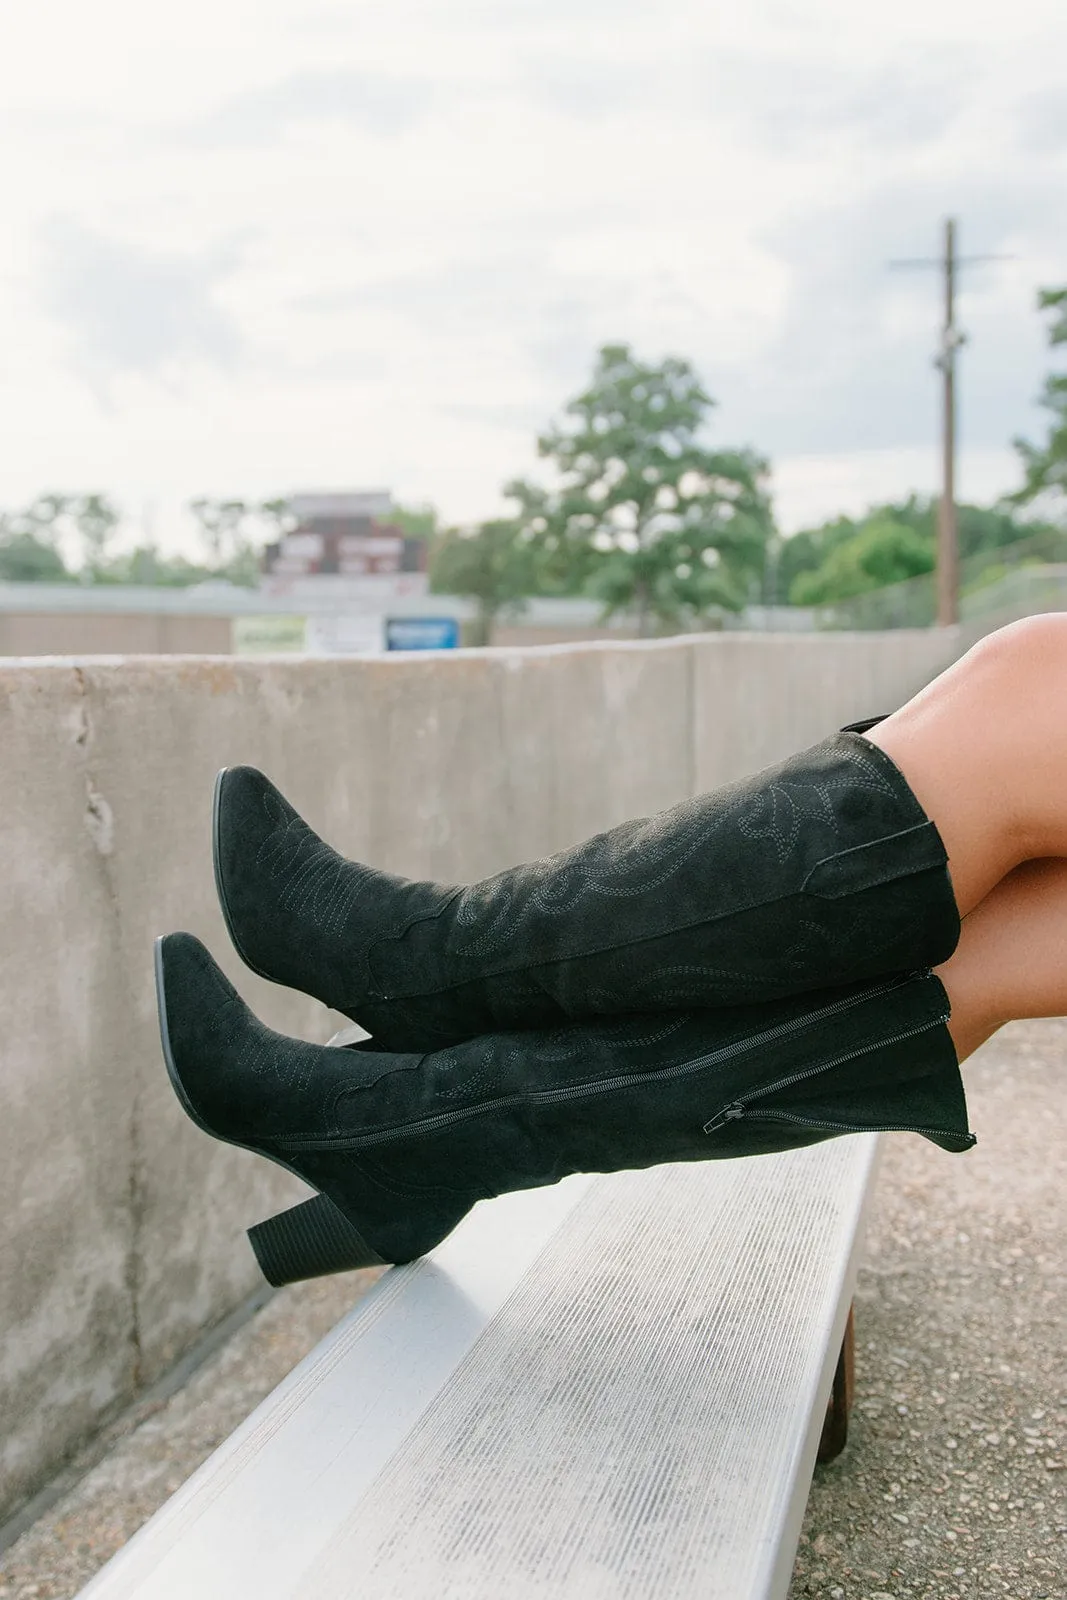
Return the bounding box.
[154,932,478,1281]
[156,935,974,1288]
[212,766,456,1025]
[211,736,961,1056]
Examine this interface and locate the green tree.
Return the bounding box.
[72,493,120,575]
[1011,287,1067,512]
[430,519,537,645]
[258,497,297,545]
[0,492,125,581]
[387,503,439,542]
[880,493,1058,562]
[187,496,289,586]
[506,344,774,635]
[98,543,217,587]
[776,516,860,602]
[11,492,72,543]
[0,529,71,582]
[790,518,935,606]
[781,496,1060,605]
[188,497,250,567]
[9,492,121,576]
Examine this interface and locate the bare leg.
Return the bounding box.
[935,856,1067,1060]
[866,614,1067,916]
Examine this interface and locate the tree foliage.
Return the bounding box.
[186,497,298,585]
[0,530,71,583]
[0,492,285,587]
[1011,287,1067,512]
[783,496,1061,606]
[790,518,934,605]
[387,503,439,542]
[187,497,253,569]
[429,518,536,645]
[0,492,122,580]
[506,344,774,635]
[96,545,220,587]
[775,517,857,603]
[74,494,121,574]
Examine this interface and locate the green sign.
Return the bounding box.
[233,616,307,654]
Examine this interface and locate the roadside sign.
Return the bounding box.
[306,614,385,654]
[385,617,460,651]
[233,615,306,653]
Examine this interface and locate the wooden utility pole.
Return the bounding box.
[937,218,961,626]
[891,220,1005,627]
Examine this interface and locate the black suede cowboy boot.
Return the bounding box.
[213,731,960,1053]
[156,932,974,1287]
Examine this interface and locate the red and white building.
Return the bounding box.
[262,492,428,583]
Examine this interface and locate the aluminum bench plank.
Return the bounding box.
[80,1135,879,1600]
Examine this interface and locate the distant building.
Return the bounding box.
[262,491,428,580]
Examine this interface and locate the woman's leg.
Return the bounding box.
[213,727,960,1052]
[866,612,1067,916]
[157,930,972,1284]
[209,611,1067,1054]
[936,855,1067,1061]
[162,855,1067,1284]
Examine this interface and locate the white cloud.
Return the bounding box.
[0,0,1065,548]
[37,218,243,390]
[175,70,434,148]
[773,445,1025,534]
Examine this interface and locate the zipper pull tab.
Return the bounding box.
[704,1102,746,1136]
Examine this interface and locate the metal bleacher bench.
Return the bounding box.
[79,1134,878,1600]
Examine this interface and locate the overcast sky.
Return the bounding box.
[2,0,1066,552]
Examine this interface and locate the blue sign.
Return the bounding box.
[385,616,461,652]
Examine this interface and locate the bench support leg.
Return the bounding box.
[816,1303,855,1464]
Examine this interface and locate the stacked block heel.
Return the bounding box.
[248,1194,385,1286]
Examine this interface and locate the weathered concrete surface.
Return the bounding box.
[789,1018,1067,1600]
[0,1273,379,1598]
[0,669,134,1539]
[0,631,964,1524]
[0,614,231,655]
[690,630,958,788]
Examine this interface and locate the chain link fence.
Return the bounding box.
[811,531,1067,630]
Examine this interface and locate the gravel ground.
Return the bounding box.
[0,1019,1063,1600]
[790,1018,1066,1600]
[0,1271,381,1599]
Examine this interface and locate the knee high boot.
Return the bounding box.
[212,729,960,1053]
[156,933,974,1287]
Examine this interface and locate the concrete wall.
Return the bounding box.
[487,623,641,647]
[0,612,232,656]
[0,629,962,1523]
[0,610,634,655]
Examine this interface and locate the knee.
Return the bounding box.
[952,613,1067,853]
[964,612,1067,694]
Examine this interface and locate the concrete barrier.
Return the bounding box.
[0,629,961,1524]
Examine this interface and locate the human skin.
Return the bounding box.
[864,614,1067,1061]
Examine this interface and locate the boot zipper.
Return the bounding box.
[279,971,948,1153]
[708,1106,975,1146]
[701,1013,962,1142]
